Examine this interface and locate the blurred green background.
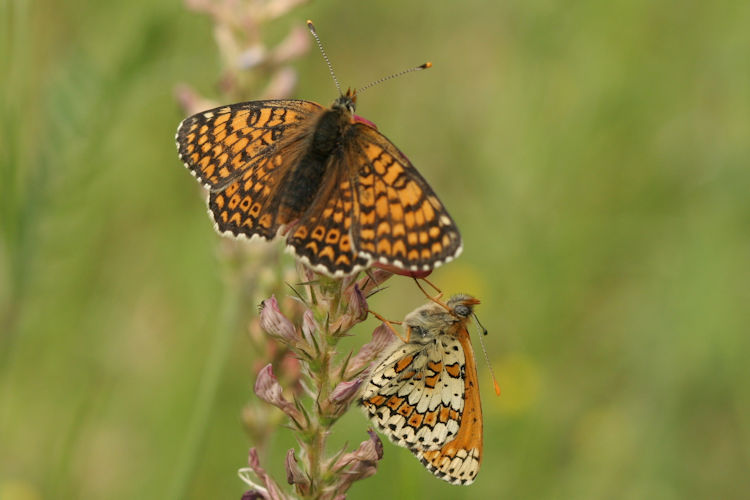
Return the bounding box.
[2,0,750,499]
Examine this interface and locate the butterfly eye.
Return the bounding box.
[454,304,471,317]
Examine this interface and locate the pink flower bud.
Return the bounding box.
[356,269,394,297]
[329,379,363,405]
[331,284,369,333]
[330,431,384,491]
[259,295,299,345]
[301,309,318,347]
[320,378,362,419]
[239,448,288,500]
[366,429,384,460]
[254,364,303,426]
[345,324,397,379]
[285,449,309,491]
[346,284,368,322]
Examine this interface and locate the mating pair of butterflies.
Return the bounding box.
[177,102,484,484]
[176,22,482,484]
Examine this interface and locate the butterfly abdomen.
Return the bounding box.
[279,109,347,221]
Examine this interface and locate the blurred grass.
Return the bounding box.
[2,0,750,499]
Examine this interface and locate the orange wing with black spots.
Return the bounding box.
[176,89,463,277]
[361,295,483,485]
[176,100,324,241]
[285,171,371,275]
[416,322,483,485]
[349,124,462,273]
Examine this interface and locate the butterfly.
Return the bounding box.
[361,294,484,485]
[175,23,462,278]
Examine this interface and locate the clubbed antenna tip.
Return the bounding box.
[474,313,501,397]
[357,61,433,95]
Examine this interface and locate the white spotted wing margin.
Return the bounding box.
[360,294,483,485]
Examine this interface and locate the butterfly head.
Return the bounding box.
[403,294,479,340]
[446,294,480,319]
[333,89,357,114]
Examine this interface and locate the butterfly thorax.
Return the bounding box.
[278,98,354,222]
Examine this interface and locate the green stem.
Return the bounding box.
[303,279,345,499]
[307,346,330,498]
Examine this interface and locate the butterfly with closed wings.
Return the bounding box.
[361,294,488,485]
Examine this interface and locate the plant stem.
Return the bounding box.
[302,279,344,500]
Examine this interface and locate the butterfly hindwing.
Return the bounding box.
[207,160,284,241]
[349,124,463,272]
[416,324,483,485]
[362,335,465,451]
[362,295,484,485]
[285,171,371,276]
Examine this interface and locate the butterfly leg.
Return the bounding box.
[413,278,452,312]
[367,309,410,343]
[418,276,443,297]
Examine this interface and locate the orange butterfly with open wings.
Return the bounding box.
[176,22,461,277]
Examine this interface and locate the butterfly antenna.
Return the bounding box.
[473,312,488,336]
[473,314,501,396]
[357,62,432,95]
[307,20,342,96]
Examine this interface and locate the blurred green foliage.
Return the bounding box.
[2,0,750,499]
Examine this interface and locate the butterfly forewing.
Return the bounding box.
[350,125,462,272]
[176,100,322,189]
[177,100,324,241]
